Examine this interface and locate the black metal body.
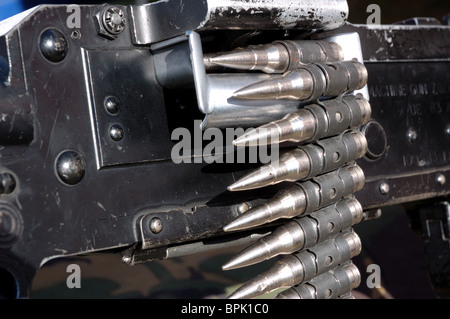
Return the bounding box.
[0,4,449,298]
[418,202,450,298]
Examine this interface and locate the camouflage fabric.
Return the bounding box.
[31,244,277,299]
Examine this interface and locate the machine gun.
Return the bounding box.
[0,0,449,299]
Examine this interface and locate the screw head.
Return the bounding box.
[379,182,390,195]
[407,128,418,143]
[102,7,126,35]
[39,29,68,63]
[109,124,124,141]
[149,217,163,234]
[436,173,446,186]
[70,29,81,40]
[56,151,85,185]
[104,96,120,115]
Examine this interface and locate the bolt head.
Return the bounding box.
[109,124,124,141]
[39,29,68,63]
[149,217,163,234]
[379,182,390,195]
[407,128,418,143]
[104,96,120,115]
[102,7,126,35]
[56,151,85,185]
[436,173,446,186]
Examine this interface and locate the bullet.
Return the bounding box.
[227,254,304,299]
[233,94,372,147]
[223,220,306,271]
[204,40,343,74]
[227,148,310,192]
[223,183,306,232]
[228,131,367,192]
[227,231,361,299]
[273,261,361,299]
[204,43,290,74]
[232,60,368,101]
[224,165,365,232]
[222,197,363,270]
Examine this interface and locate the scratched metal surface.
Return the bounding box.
[321,23,450,209]
[129,0,349,44]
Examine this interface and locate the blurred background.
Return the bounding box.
[1,0,449,299]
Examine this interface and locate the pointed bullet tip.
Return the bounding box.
[221,252,259,271]
[222,211,265,233]
[232,85,261,100]
[226,289,247,300]
[222,262,234,271]
[226,283,262,299]
[226,293,239,300]
[227,166,277,192]
[227,181,248,192]
[223,220,241,232]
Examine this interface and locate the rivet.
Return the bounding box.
[109,124,124,141]
[407,128,418,143]
[436,173,446,186]
[149,217,163,234]
[104,96,120,115]
[39,29,68,63]
[55,151,85,185]
[379,182,390,195]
